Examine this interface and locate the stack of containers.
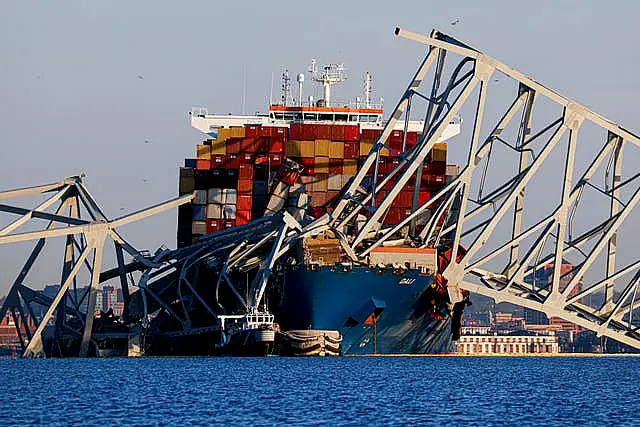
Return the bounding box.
[177,125,287,247]
[285,123,360,217]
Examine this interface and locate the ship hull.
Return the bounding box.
[278,267,453,354]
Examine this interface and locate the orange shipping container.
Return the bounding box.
[196,159,210,170]
[314,139,330,157]
[237,180,253,194]
[343,159,358,174]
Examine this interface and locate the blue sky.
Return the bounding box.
[1,1,639,293]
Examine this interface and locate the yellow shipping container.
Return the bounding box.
[217,128,233,142]
[432,143,447,162]
[230,126,245,138]
[210,140,226,155]
[197,144,211,160]
[315,156,329,174]
[314,139,330,157]
[380,147,390,157]
[343,159,358,174]
[360,141,374,155]
[298,140,315,157]
[329,141,344,158]
[286,140,301,157]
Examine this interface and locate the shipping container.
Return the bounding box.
[223,220,236,229]
[312,174,329,192]
[343,141,359,159]
[193,189,208,205]
[432,143,447,162]
[197,144,211,160]
[360,140,374,156]
[236,210,251,225]
[239,164,254,180]
[227,138,241,154]
[206,219,222,234]
[269,138,284,154]
[179,175,195,195]
[207,188,224,204]
[206,203,222,219]
[343,158,358,175]
[237,194,252,211]
[237,179,253,194]
[253,180,268,195]
[245,125,261,139]
[328,174,342,190]
[362,128,382,141]
[217,128,233,141]
[329,141,345,158]
[192,205,207,220]
[195,159,210,170]
[315,124,331,139]
[397,191,413,208]
[192,220,207,235]
[310,207,327,217]
[230,126,245,138]
[225,154,241,169]
[211,140,226,155]
[331,125,346,141]
[268,153,282,167]
[211,154,226,168]
[272,126,287,139]
[344,124,360,141]
[222,204,236,220]
[329,158,343,175]
[314,139,330,157]
[341,174,354,187]
[314,156,329,174]
[240,137,256,153]
[223,188,237,205]
[300,157,315,175]
[184,158,197,168]
[311,191,327,207]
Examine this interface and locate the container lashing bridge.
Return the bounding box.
[3,27,640,356]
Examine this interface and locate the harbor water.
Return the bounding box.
[1,356,638,426]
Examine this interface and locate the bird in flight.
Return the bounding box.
[137,74,144,80]
[144,139,151,144]
[142,179,149,183]
[451,18,460,26]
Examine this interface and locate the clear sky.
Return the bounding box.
[1,1,639,295]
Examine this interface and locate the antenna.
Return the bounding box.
[269,71,274,106]
[281,69,291,107]
[364,72,372,108]
[297,73,304,106]
[241,64,247,115]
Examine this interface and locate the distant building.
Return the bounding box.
[456,332,559,354]
[100,285,124,316]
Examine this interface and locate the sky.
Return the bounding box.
[1,1,639,295]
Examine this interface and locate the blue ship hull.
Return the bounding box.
[278,267,454,354]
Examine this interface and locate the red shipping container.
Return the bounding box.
[311,207,327,218]
[239,164,254,180]
[407,131,418,146]
[269,153,282,167]
[269,138,285,154]
[389,138,404,154]
[331,125,346,141]
[390,130,404,144]
[245,125,261,138]
[389,157,401,172]
[384,208,402,225]
[289,123,304,140]
[316,124,331,139]
[236,210,252,225]
[329,158,343,174]
[362,128,382,141]
[206,219,222,234]
[223,220,236,229]
[374,190,387,206]
[418,191,431,206]
[225,154,241,169]
[300,157,315,175]
[302,124,316,140]
[272,126,287,139]
[259,126,273,137]
[344,141,359,158]
[255,137,270,153]
[227,138,241,154]
[344,124,360,142]
[237,179,253,194]
[211,154,226,168]
[196,159,210,170]
[397,190,413,208]
[240,138,255,152]
[311,191,326,207]
[426,161,446,175]
[239,152,254,164]
[237,195,252,211]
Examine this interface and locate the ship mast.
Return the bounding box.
[309,59,346,107]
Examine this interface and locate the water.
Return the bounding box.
[1,356,639,426]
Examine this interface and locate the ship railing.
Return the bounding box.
[190,107,209,118]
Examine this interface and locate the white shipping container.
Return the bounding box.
[222,204,237,219]
[194,189,208,205]
[223,188,237,205]
[192,220,207,235]
[207,188,224,204]
[207,203,222,219]
[328,174,342,191]
[341,174,355,187]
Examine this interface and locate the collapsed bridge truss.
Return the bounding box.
[3,27,640,355]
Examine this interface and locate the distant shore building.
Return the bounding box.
[456,329,559,354]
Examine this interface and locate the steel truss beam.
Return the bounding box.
[380,28,640,349]
[0,176,193,357]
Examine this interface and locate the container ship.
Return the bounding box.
[176,62,462,354]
